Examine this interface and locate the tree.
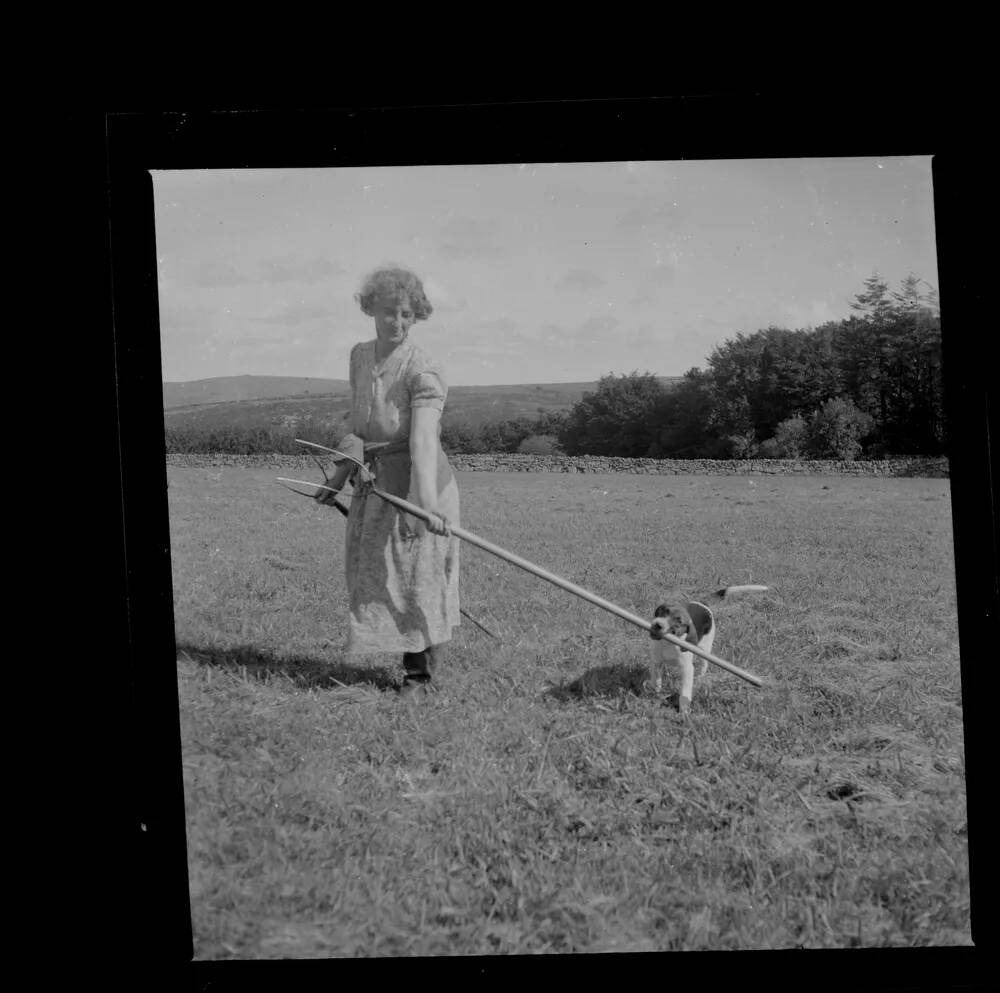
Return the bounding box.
[703,326,843,443]
[850,270,894,324]
[704,331,768,437]
[647,368,725,458]
[806,396,874,460]
[517,434,563,455]
[725,430,759,459]
[887,274,944,452]
[476,416,536,453]
[440,421,481,454]
[559,371,665,456]
[759,414,809,458]
[848,270,901,444]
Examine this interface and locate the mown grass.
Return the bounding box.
[168,465,970,957]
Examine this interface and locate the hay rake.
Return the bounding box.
[279,439,764,688]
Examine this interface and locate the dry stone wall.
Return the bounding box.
[166,453,949,477]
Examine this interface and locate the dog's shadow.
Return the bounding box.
[175,640,399,692]
[544,663,681,708]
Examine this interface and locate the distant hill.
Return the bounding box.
[163,375,350,410]
[162,374,684,433]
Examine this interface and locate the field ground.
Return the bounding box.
[169,466,971,957]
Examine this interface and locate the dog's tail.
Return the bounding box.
[709,584,770,601]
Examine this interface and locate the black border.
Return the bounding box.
[105,94,993,988]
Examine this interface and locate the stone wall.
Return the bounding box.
[448,454,950,477]
[166,452,950,477]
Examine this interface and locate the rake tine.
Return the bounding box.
[277,477,341,496]
[295,439,374,482]
[276,478,351,517]
[295,438,366,469]
[276,478,322,499]
[307,450,331,483]
[460,608,502,643]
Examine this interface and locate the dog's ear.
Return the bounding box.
[653,604,670,619]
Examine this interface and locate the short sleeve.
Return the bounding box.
[409,355,448,411]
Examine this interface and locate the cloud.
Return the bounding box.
[434,216,507,259]
[646,263,676,287]
[626,323,658,350]
[229,333,289,348]
[421,318,522,359]
[250,303,332,326]
[633,261,678,303]
[575,315,619,339]
[158,300,206,328]
[183,259,247,287]
[157,302,216,345]
[558,268,606,289]
[513,315,620,351]
[780,299,840,330]
[260,257,346,284]
[422,275,469,314]
[617,201,684,234]
[443,341,525,363]
[473,317,518,334]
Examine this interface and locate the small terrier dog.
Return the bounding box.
[648,586,767,713]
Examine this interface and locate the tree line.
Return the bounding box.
[164,272,942,460]
[163,410,569,457]
[558,272,943,460]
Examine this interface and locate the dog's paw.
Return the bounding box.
[678,695,692,716]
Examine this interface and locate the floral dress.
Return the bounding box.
[342,338,461,655]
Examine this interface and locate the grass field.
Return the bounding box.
[168,464,970,957]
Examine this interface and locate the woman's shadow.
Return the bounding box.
[175,640,399,692]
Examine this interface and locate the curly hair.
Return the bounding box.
[355,266,433,320]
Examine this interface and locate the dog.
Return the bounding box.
[648,585,767,714]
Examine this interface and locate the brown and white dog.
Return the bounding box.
[648,586,767,713]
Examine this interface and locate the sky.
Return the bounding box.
[152,157,938,387]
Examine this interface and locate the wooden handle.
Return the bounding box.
[369,484,763,688]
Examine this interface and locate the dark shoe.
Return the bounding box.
[402,648,438,680]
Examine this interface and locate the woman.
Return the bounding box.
[317,267,461,697]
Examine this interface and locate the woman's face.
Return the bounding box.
[373,293,416,347]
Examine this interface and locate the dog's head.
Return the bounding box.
[649,603,697,646]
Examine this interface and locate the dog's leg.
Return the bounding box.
[647,643,664,694]
[696,628,715,679]
[678,652,695,714]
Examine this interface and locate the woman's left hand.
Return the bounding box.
[423,510,451,537]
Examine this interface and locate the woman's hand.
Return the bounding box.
[314,461,353,505]
[421,508,451,537]
[313,484,342,506]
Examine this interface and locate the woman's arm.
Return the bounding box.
[409,405,450,535]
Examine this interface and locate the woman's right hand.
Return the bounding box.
[314,485,341,506]
[314,462,353,504]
